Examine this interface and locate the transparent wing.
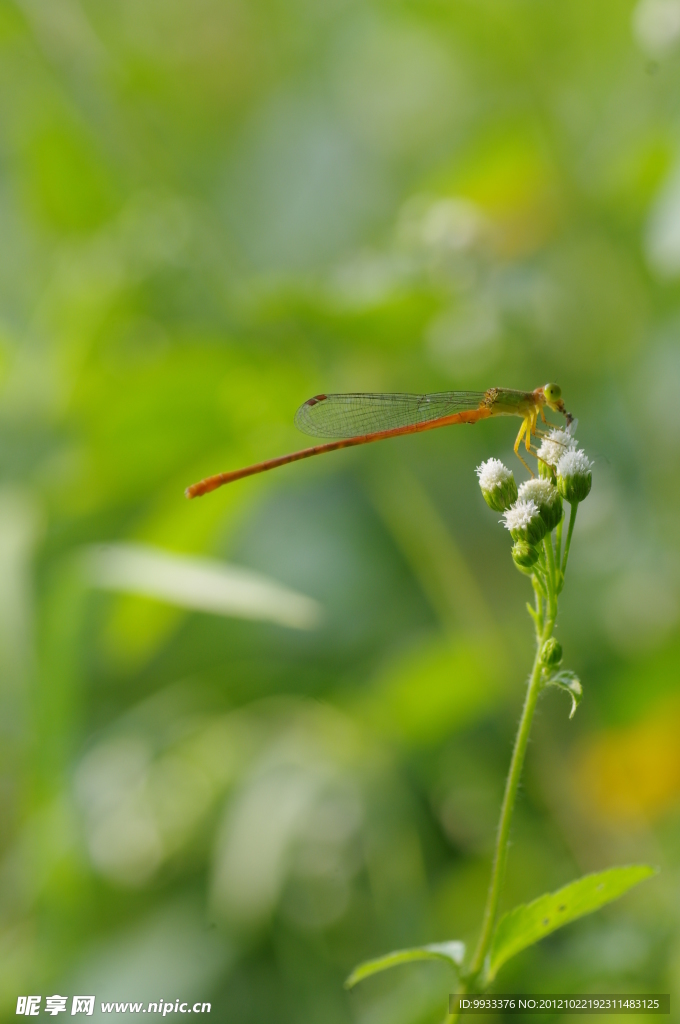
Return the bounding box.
[295,392,485,439]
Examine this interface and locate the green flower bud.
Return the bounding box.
[475,458,518,512]
[512,540,539,569]
[501,499,548,545]
[556,449,593,504]
[518,478,563,532]
[540,638,563,668]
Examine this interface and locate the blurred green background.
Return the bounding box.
[1,0,680,1020]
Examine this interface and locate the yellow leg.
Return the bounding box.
[514,418,535,477]
[526,443,554,476]
[534,418,562,438]
[526,411,538,450]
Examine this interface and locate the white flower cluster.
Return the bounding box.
[518,478,558,505]
[556,449,593,478]
[476,458,514,491]
[536,429,576,467]
[501,499,539,532]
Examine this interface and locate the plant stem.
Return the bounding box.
[555,513,564,568]
[544,535,557,604]
[470,628,550,971]
[531,579,543,635]
[450,608,555,1020]
[560,502,578,578]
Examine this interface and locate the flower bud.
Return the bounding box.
[475,458,518,513]
[556,449,593,504]
[512,540,539,569]
[540,638,563,668]
[518,478,563,532]
[501,499,548,545]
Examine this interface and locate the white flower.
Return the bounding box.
[501,499,540,532]
[536,429,577,467]
[556,449,593,477]
[518,477,563,530]
[476,458,513,490]
[501,499,548,544]
[476,458,518,512]
[556,449,593,504]
[518,478,558,504]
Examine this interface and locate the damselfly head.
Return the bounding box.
[542,382,562,407]
[542,382,572,423]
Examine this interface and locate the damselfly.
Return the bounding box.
[186,383,572,498]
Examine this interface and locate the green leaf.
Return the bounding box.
[545,668,582,718]
[487,865,656,982]
[526,601,540,627]
[345,941,465,989]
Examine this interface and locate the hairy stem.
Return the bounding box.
[555,513,564,569]
[531,579,543,635]
[560,502,578,579]
[544,535,557,609]
[450,608,555,1020]
[469,627,550,973]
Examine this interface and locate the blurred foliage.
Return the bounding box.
[1,0,680,1021]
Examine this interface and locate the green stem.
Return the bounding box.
[450,527,569,1022]
[461,612,554,990]
[532,578,544,635]
[532,568,548,601]
[560,502,578,578]
[543,535,557,608]
[555,513,564,569]
[533,548,549,601]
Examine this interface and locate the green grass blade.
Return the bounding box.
[345,941,465,989]
[488,865,656,982]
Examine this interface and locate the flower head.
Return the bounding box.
[476,458,518,512]
[556,449,593,504]
[536,429,577,469]
[501,498,547,545]
[518,477,563,531]
[540,638,563,668]
[512,540,540,570]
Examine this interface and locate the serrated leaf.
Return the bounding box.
[345,941,465,989]
[487,865,656,982]
[545,668,582,718]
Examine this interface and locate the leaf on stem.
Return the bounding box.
[545,669,582,718]
[345,941,465,989]
[487,865,656,982]
[526,602,540,628]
